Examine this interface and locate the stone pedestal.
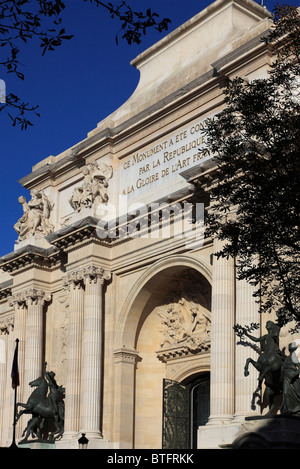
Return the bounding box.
[14,234,52,251]
[18,441,56,450]
[230,415,300,449]
[198,415,300,449]
[198,421,242,449]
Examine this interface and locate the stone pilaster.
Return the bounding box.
[62,270,85,441]
[208,238,235,424]
[80,266,110,443]
[113,348,141,448]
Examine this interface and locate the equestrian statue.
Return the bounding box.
[235,320,286,415]
[15,362,65,443]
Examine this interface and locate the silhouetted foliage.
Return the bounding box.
[198,4,300,330]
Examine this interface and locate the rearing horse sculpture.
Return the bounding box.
[16,363,65,442]
[243,320,285,415]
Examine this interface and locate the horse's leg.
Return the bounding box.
[244,358,261,377]
[21,417,38,442]
[251,388,262,410]
[49,413,60,440]
[16,406,28,422]
[264,386,277,416]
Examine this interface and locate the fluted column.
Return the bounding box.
[62,271,85,440]
[208,238,235,424]
[8,293,27,391]
[234,272,260,419]
[0,315,14,447]
[23,289,50,401]
[80,265,110,441]
[8,293,27,440]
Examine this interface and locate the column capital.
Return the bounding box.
[25,289,51,306]
[63,265,111,288]
[63,270,85,290]
[82,265,111,285]
[8,291,27,308]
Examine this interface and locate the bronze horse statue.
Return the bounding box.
[243,320,285,415]
[16,364,65,442]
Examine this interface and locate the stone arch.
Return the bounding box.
[115,254,212,350]
[113,254,212,449]
[169,359,210,384]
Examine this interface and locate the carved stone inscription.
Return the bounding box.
[120,119,212,197]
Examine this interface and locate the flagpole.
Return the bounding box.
[9,338,19,450]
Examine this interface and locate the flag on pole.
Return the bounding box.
[11,339,19,390]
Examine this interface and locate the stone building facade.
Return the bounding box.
[0,0,296,449]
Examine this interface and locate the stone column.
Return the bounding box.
[23,289,50,401]
[9,293,27,391]
[113,348,141,449]
[8,293,27,439]
[0,316,14,447]
[234,274,260,419]
[80,266,110,445]
[62,271,85,442]
[208,238,235,424]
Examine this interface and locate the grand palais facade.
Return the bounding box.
[0,0,297,450]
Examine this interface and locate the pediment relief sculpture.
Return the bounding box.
[69,162,113,212]
[14,190,54,243]
[157,279,211,361]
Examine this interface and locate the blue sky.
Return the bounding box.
[0,0,297,257]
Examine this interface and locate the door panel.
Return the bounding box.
[162,379,191,449]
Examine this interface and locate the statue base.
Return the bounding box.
[229,415,300,449]
[14,234,52,251]
[18,440,56,450]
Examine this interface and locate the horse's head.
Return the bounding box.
[29,376,45,388]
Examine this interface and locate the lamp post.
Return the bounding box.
[78,433,89,449]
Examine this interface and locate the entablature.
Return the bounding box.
[0,245,62,274]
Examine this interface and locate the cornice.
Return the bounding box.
[0,279,12,300]
[0,245,61,274]
[46,216,110,251]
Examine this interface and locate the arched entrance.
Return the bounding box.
[115,256,212,449]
